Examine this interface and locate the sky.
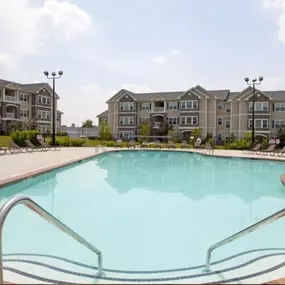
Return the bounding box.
[0,0,285,126]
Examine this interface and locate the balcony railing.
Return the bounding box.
[153,122,162,128]
[6,112,16,119]
[153,107,165,112]
[4,96,18,103]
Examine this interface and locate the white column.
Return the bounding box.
[164,101,167,112]
[204,98,207,136]
[238,101,241,138]
[214,99,217,138]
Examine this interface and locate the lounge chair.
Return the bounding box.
[0,147,9,155]
[115,139,122,148]
[252,143,262,154]
[181,140,189,149]
[9,140,32,153]
[154,140,161,149]
[25,139,45,152]
[37,138,60,151]
[204,142,214,153]
[262,144,276,156]
[141,140,148,148]
[167,140,175,149]
[128,140,136,148]
[194,141,201,148]
[278,146,285,157]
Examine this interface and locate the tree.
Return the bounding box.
[277,126,285,147]
[7,121,23,134]
[99,122,111,140]
[192,128,202,140]
[138,123,151,136]
[82,119,93,128]
[155,121,172,136]
[168,129,178,142]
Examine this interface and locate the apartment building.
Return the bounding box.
[0,79,63,134]
[97,85,285,141]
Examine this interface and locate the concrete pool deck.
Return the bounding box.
[0,146,285,188]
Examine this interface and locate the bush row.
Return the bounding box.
[47,137,85,147]
[11,130,41,147]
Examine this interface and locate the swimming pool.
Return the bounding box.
[1,150,285,284]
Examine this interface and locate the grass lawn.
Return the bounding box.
[0,136,10,147]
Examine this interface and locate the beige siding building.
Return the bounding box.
[97,85,285,141]
[0,79,63,134]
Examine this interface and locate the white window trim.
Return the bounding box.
[19,93,29,102]
[141,103,151,110]
[275,103,285,112]
[217,103,223,110]
[248,102,269,112]
[273,120,285,128]
[119,131,134,139]
[217,117,223,126]
[119,102,135,111]
[119,116,134,125]
[225,103,231,112]
[180,116,198,125]
[20,109,29,118]
[168,117,178,125]
[181,100,198,110]
[168,102,178,110]
[248,119,269,129]
[38,125,51,134]
[38,95,50,105]
[217,133,223,141]
[38,110,51,120]
[225,120,230,129]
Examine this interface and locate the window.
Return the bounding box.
[217,102,223,110]
[38,95,50,105]
[275,103,285,112]
[248,119,268,129]
[140,117,149,124]
[168,102,178,110]
[119,116,134,125]
[119,102,134,111]
[38,110,51,119]
[180,116,198,125]
[181,100,198,109]
[19,93,29,102]
[274,120,285,128]
[141,103,151,111]
[119,131,134,139]
[248,102,269,112]
[168,117,178,125]
[225,103,231,113]
[20,109,29,118]
[38,125,51,134]
[225,120,230,129]
[217,134,222,141]
[217,118,223,126]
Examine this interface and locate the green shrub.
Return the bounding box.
[11,131,28,147]
[261,138,269,149]
[228,139,251,150]
[70,138,84,147]
[105,141,115,147]
[27,130,41,146]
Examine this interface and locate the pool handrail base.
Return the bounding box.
[204,207,285,272]
[0,196,103,284]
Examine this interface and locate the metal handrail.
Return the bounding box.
[204,207,285,272]
[0,196,103,283]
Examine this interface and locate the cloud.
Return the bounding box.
[151,56,168,64]
[171,50,181,56]
[122,84,154,93]
[0,0,92,70]
[262,0,285,43]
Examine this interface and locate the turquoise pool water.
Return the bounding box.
[1,150,285,273]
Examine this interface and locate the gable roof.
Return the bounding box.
[264,91,285,101]
[0,79,60,99]
[97,110,108,117]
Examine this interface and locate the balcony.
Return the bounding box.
[4,95,19,103]
[6,112,15,119]
[153,107,165,112]
[153,122,161,128]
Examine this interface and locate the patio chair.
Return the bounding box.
[167,140,175,149]
[154,140,161,149]
[115,139,122,148]
[252,143,262,155]
[0,147,9,155]
[262,144,277,156]
[25,139,45,152]
[128,139,136,148]
[9,140,32,153]
[181,140,189,149]
[141,140,148,148]
[204,142,214,153]
[278,146,285,157]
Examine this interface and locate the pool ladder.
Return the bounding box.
[204,207,285,272]
[0,196,103,284]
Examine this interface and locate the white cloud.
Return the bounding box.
[0,0,92,69]
[122,84,154,93]
[262,0,285,43]
[151,56,167,64]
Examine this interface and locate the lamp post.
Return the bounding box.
[244,76,264,146]
[43,71,63,146]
